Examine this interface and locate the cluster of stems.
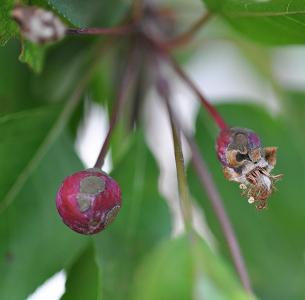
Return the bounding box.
[66,2,252,294]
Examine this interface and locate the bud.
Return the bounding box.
[12,5,66,44]
[216,127,282,209]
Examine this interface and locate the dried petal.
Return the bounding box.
[216,127,282,209]
[12,5,66,44]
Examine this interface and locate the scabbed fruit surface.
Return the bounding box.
[56,168,121,234]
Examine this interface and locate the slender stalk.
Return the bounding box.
[94,47,137,169]
[66,25,134,36]
[162,88,252,292]
[167,56,228,130]
[187,137,252,293]
[155,69,193,232]
[144,35,228,130]
[163,11,213,49]
[171,117,193,232]
[154,53,252,293]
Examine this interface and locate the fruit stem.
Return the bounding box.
[166,55,228,130]
[94,47,137,169]
[163,11,213,49]
[145,35,228,131]
[187,137,252,293]
[66,25,134,36]
[155,67,193,232]
[162,94,252,292]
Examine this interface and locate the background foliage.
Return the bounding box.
[1,0,305,299]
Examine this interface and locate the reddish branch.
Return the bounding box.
[185,136,253,293]
[142,33,228,130]
[66,25,134,36]
[165,56,228,130]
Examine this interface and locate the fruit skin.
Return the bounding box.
[56,168,121,235]
[216,127,261,168]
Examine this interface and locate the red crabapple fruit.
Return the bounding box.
[56,168,121,234]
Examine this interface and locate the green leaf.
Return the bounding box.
[32,39,96,103]
[0,40,40,114]
[47,0,129,27]
[0,106,59,205]
[93,131,172,299]
[203,0,305,44]
[132,235,254,300]
[0,0,17,46]
[62,242,101,300]
[189,103,305,299]
[0,107,87,299]
[0,1,49,71]
[19,40,46,73]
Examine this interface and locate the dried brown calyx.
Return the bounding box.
[217,127,283,209]
[11,5,66,44]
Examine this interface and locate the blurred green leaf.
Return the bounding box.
[189,103,305,299]
[203,0,305,44]
[283,91,305,135]
[0,0,17,46]
[19,40,46,73]
[32,39,95,103]
[0,40,41,113]
[62,242,101,300]
[0,106,60,204]
[48,0,129,27]
[132,235,254,300]
[88,52,115,107]
[93,131,172,299]
[0,1,50,71]
[0,39,93,114]
[0,107,87,299]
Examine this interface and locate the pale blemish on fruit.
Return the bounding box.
[80,176,105,194]
[77,176,105,212]
[104,205,121,226]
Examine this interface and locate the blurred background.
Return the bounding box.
[1,0,305,299]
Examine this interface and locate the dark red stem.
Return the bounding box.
[186,137,252,293]
[167,56,228,130]
[66,25,134,36]
[94,48,137,169]
[144,35,228,130]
